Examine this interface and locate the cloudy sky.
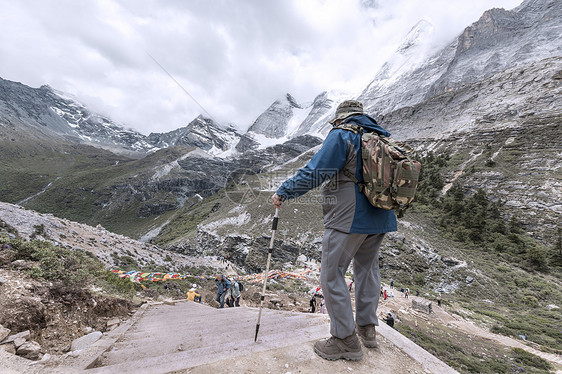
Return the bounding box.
[0,0,523,135]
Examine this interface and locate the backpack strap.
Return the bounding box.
[330,123,363,134]
[331,124,366,191]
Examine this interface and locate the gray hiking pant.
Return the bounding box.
[320,229,384,339]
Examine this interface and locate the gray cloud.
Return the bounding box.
[0,0,523,134]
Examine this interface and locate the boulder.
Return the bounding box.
[0,325,10,342]
[1,330,30,344]
[412,299,433,314]
[70,331,102,352]
[13,337,26,349]
[16,340,42,360]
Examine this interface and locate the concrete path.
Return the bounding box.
[48,300,457,374]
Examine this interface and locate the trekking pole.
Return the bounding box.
[254,208,279,342]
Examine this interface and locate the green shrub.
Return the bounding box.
[413,273,425,286]
[511,348,552,372]
[101,270,136,296]
[1,237,103,286]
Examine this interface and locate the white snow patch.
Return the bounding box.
[287,106,312,135]
[248,132,290,150]
[50,106,79,128]
[199,213,251,233]
[151,148,214,180]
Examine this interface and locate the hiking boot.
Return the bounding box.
[313,333,363,361]
[356,323,378,348]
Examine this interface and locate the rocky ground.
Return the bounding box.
[1,202,560,373]
[0,202,218,271]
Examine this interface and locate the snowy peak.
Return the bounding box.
[239,89,352,150]
[368,19,435,84]
[246,93,307,139]
[358,19,440,115]
[148,115,241,155]
[293,91,332,136]
[0,78,157,153]
[397,19,435,54]
[358,0,561,120]
[47,88,157,153]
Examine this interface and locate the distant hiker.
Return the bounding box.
[273,100,397,361]
[310,295,317,313]
[416,290,420,297]
[320,297,326,314]
[390,280,394,289]
[383,313,394,328]
[348,280,354,292]
[383,289,388,300]
[405,289,409,298]
[437,294,442,307]
[187,287,201,303]
[215,274,231,308]
[380,286,383,297]
[229,279,241,307]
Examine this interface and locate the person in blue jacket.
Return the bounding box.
[215,274,231,308]
[272,100,397,361]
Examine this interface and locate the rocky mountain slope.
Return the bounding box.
[359,0,562,121]
[1,0,559,252]
[0,79,155,155]
[0,0,560,369]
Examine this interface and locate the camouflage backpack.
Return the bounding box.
[332,124,421,217]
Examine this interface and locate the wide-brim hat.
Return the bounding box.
[329,100,364,124]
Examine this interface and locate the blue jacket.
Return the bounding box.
[276,114,397,234]
[216,276,231,294]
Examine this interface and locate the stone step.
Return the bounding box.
[119,306,313,337]
[61,300,457,374]
[87,311,330,373]
[97,307,327,363]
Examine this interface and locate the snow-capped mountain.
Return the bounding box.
[147,115,242,156]
[241,0,561,145]
[0,78,245,157]
[0,78,158,154]
[239,90,351,150]
[359,19,442,116]
[359,0,561,122]
[246,93,305,139]
[427,0,561,97]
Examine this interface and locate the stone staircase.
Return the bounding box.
[49,300,457,374]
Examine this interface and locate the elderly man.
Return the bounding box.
[272,100,397,361]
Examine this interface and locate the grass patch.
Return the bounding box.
[396,320,553,373]
[2,236,103,286]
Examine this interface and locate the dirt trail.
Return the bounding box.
[376,289,562,368]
